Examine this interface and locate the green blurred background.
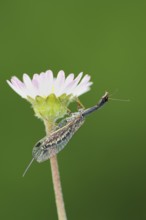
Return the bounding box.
[0,1,146,220]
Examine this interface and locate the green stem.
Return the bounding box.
[44,120,67,220]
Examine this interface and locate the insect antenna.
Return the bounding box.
[109,89,130,102]
[22,158,34,177]
[109,97,130,102]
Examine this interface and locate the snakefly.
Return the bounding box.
[23,91,109,176]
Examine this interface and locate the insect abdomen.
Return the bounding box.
[33,114,84,162]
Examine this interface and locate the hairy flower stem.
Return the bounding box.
[44,120,67,220]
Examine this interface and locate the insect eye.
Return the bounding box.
[35,141,42,148]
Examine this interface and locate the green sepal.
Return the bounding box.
[27,94,72,122]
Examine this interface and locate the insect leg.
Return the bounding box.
[76,98,85,110]
[67,108,72,116]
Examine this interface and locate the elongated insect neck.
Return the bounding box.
[82,92,109,117]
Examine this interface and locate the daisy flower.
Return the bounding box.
[7,70,93,121]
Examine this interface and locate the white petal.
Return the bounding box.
[7,70,92,99]
[78,74,91,85]
[32,74,39,89]
[72,74,92,96]
[45,70,54,95]
[54,70,65,96]
[11,76,25,89]
[75,87,91,96]
[23,74,32,87]
[37,72,48,96]
[73,72,83,85]
[45,70,53,82]
[65,74,74,85]
[73,82,93,96]
[66,72,83,95]
[22,74,37,98]
[7,80,26,98]
[60,73,74,94]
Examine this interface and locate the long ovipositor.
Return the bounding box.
[22,92,108,177]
